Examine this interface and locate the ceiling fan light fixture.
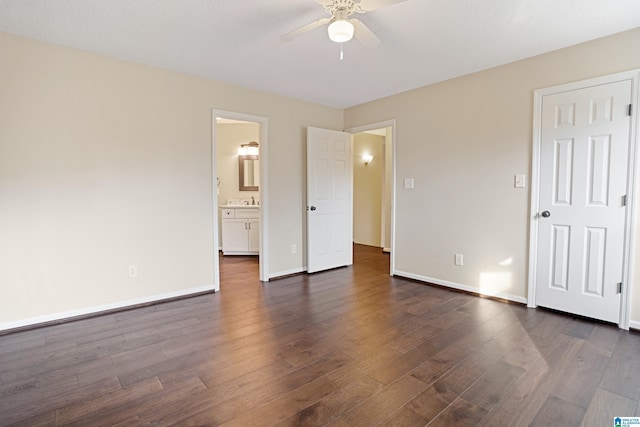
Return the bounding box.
[327,19,354,43]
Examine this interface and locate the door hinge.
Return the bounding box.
[617,282,623,294]
[622,194,628,206]
[629,104,633,116]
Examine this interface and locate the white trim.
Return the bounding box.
[394,271,527,304]
[527,69,640,329]
[0,285,214,332]
[212,110,270,285]
[624,71,640,330]
[259,119,270,282]
[527,84,544,308]
[211,115,221,292]
[269,266,307,279]
[346,119,397,276]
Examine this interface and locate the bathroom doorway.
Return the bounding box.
[212,110,269,291]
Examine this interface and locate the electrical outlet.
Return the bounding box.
[128,265,138,278]
[291,244,297,254]
[403,178,414,189]
[455,254,463,266]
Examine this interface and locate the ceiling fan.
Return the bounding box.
[281,0,408,48]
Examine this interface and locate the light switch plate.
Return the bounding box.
[514,174,526,188]
[128,265,138,278]
[404,178,414,189]
[455,254,463,266]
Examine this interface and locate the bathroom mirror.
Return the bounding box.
[239,155,259,191]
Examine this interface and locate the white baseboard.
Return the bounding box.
[0,284,215,332]
[393,270,527,304]
[383,247,391,253]
[629,320,640,331]
[392,271,639,328]
[269,267,306,280]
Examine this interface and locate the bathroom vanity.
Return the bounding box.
[220,206,260,255]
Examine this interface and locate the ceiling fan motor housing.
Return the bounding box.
[323,0,362,18]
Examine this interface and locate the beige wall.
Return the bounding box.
[0,32,343,329]
[216,123,260,205]
[345,28,640,323]
[3,27,640,330]
[353,133,384,247]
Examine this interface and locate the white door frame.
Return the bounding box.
[212,110,269,291]
[527,70,640,329]
[346,120,397,276]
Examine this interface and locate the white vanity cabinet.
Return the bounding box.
[220,207,260,255]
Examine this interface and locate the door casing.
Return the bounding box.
[527,70,640,329]
[212,110,269,291]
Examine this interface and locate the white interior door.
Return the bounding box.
[534,80,632,323]
[306,127,353,273]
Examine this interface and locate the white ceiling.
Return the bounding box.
[1,0,639,108]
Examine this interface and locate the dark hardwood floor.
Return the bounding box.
[1,244,639,426]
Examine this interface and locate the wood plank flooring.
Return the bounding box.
[1,244,639,426]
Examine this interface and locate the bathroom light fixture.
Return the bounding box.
[238,141,259,156]
[327,19,354,43]
[362,153,373,165]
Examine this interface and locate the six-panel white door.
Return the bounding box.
[535,80,632,323]
[306,127,353,273]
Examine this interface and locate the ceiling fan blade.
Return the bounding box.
[281,17,331,41]
[351,19,381,48]
[358,0,408,12]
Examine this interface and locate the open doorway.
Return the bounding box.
[304,120,395,276]
[352,127,392,253]
[212,110,269,291]
[348,120,396,274]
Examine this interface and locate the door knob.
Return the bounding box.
[309,206,317,211]
[541,211,551,218]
